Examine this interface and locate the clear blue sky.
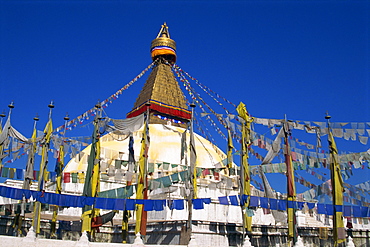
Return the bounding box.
[0,1,369,194]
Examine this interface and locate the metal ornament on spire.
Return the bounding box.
[151,23,177,63]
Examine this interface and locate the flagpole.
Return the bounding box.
[14,114,39,236]
[33,101,54,235]
[0,111,6,173]
[140,102,151,238]
[227,128,234,174]
[325,113,345,247]
[236,102,253,239]
[283,116,297,246]
[187,102,196,243]
[6,103,23,236]
[51,113,69,237]
[135,102,151,238]
[23,115,39,190]
[81,102,102,236]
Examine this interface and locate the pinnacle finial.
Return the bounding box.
[64,113,70,121]
[151,23,177,63]
[48,101,55,109]
[157,22,170,39]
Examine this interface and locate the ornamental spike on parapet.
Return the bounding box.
[132,232,145,247]
[347,236,355,247]
[293,236,305,247]
[242,235,254,247]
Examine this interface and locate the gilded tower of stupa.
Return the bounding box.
[126,23,190,128]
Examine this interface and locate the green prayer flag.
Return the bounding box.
[126,185,134,197]
[179,171,188,181]
[98,191,107,197]
[148,163,155,173]
[107,189,117,199]
[170,173,179,182]
[162,176,172,187]
[2,167,9,177]
[115,160,122,169]
[71,173,78,183]
[116,187,125,198]
[229,168,235,175]
[163,162,170,170]
[196,167,202,177]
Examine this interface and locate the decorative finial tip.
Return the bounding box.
[151,23,176,63]
[48,101,55,108]
[64,113,70,121]
[33,113,39,121]
[8,102,14,109]
[0,111,5,118]
[325,111,331,119]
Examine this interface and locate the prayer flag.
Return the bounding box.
[135,114,150,235]
[33,118,53,234]
[236,102,252,232]
[81,114,101,233]
[328,129,345,246]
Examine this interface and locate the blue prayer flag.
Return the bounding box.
[193,199,204,209]
[360,207,368,217]
[269,198,278,210]
[229,195,239,206]
[126,199,136,210]
[202,198,211,204]
[144,200,154,211]
[249,196,259,207]
[154,200,165,211]
[287,200,296,209]
[326,204,333,215]
[353,206,361,218]
[173,200,184,210]
[259,197,268,209]
[114,199,126,210]
[297,202,305,210]
[317,204,325,214]
[343,205,352,217]
[334,205,343,212]
[218,196,229,205]
[307,202,315,209]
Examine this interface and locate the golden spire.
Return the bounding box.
[151,23,177,63]
[127,23,190,127]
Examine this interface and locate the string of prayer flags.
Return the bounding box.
[0,185,369,218]
[54,60,157,133]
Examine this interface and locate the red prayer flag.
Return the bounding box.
[63,173,71,183]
